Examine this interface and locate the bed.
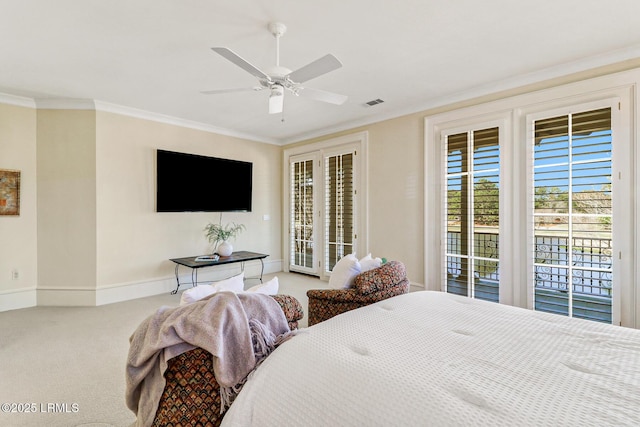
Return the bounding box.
[221,291,640,426]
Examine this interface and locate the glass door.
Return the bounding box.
[531,107,613,323]
[288,144,360,278]
[290,154,319,275]
[444,127,500,302]
[324,150,356,274]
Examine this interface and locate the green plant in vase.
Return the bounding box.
[204,221,245,257]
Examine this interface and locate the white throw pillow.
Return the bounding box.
[360,253,382,272]
[328,254,361,289]
[246,276,279,295]
[179,272,245,305]
[179,285,217,306]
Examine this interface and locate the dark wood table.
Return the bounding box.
[169,251,268,294]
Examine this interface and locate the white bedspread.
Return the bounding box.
[221,291,640,426]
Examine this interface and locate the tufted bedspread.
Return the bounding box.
[221,291,640,426]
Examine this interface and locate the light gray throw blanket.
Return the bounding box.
[125,291,291,427]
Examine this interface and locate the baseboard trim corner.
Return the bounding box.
[0,287,37,312]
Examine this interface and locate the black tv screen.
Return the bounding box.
[156,149,252,212]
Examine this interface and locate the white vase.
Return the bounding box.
[217,241,233,257]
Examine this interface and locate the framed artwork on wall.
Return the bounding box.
[0,169,20,216]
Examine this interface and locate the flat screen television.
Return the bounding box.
[156,149,252,212]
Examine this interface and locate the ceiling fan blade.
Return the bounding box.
[200,87,261,95]
[298,87,348,105]
[287,54,342,83]
[211,47,271,81]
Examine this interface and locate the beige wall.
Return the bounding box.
[0,103,37,310]
[364,114,425,284]
[94,112,282,295]
[37,109,97,305]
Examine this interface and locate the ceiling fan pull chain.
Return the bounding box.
[281,97,286,123]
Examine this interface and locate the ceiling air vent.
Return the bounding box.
[364,98,384,107]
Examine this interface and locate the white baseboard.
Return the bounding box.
[96,277,176,306]
[409,281,425,292]
[0,287,37,312]
[37,288,98,306]
[4,259,284,309]
[35,279,176,307]
[97,258,282,305]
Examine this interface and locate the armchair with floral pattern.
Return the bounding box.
[306,260,409,326]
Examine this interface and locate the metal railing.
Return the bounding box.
[446,232,613,323]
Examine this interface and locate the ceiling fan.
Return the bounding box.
[202,22,347,114]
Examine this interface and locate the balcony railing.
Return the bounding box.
[446,232,612,323]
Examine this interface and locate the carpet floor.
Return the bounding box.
[0,271,326,427]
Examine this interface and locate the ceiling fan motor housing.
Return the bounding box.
[268,22,287,38]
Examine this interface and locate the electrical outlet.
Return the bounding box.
[11,269,19,280]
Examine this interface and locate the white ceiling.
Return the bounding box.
[2,0,640,145]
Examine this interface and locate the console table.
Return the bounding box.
[169,251,268,294]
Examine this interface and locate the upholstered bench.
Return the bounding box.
[151,294,304,427]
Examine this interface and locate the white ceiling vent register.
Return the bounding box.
[365,98,384,107]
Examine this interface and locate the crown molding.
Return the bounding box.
[0,92,36,108]
[93,101,280,145]
[28,98,278,145]
[34,98,96,110]
[1,96,278,145]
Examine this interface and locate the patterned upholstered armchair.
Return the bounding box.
[151,294,304,427]
[307,260,409,326]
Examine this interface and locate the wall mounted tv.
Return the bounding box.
[156,149,252,212]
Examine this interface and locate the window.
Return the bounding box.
[531,108,613,323]
[445,127,500,302]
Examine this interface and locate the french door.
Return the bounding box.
[289,145,359,277]
[530,106,615,323]
[290,154,318,275]
[444,126,501,302]
[324,151,355,273]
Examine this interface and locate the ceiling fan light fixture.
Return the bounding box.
[269,85,284,114]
